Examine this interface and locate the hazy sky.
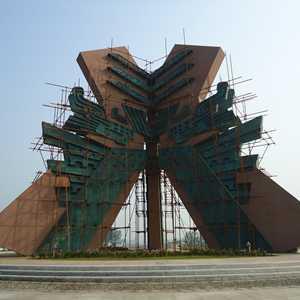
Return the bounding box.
[1,0,300,209]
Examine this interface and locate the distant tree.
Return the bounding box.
[105,229,122,247]
[183,230,204,249]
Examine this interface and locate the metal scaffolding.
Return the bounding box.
[27,48,275,253]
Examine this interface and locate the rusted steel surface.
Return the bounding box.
[146,141,162,249]
[237,170,300,252]
[0,172,66,255]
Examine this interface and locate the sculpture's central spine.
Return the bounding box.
[146,109,162,249]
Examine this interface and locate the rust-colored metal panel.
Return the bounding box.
[157,44,224,110]
[237,169,300,252]
[146,131,162,250]
[77,47,146,117]
[0,172,66,255]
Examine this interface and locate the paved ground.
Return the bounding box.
[1,254,300,299]
[0,287,299,300]
[2,259,300,285]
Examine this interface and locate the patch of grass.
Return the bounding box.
[34,248,270,260]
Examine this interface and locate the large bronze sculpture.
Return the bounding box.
[1,44,300,255]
